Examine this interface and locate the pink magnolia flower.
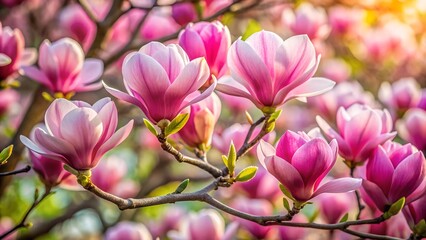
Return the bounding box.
[140,8,180,41]
[179,21,231,87]
[257,131,361,202]
[91,155,137,198]
[20,98,133,170]
[362,143,425,212]
[0,22,35,81]
[230,198,272,239]
[216,31,334,113]
[397,109,426,151]
[320,58,351,83]
[104,42,213,124]
[59,4,96,52]
[403,194,426,234]
[168,209,238,240]
[317,104,396,165]
[105,221,152,240]
[308,81,376,121]
[0,0,26,7]
[282,3,330,41]
[379,78,422,117]
[178,93,221,149]
[23,38,103,95]
[171,2,197,26]
[328,6,364,36]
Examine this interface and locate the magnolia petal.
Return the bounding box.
[389,152,424,203]
[22,66,51,86]
[77,59,104,84]
[362,179,389,211]
[103,82,152,120]
[166,57,210,101]
[0,53,11,66]
[284,77,335,102]
[256,140,276,169]
[265,155,305,200]
[95,120,134,162]
[45,98,79,136]
[366,146,394,195]
[313,178,362,198]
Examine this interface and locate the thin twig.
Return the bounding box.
[0,187,52,239]
[350,167,365,219]
[0,165,31,177]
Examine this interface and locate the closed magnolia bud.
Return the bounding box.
[171,2,197,26]
[179,93,221,149]
[379,78,422,116]
[105,221,152,240]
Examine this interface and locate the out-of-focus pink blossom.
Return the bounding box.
[104,42,213,124]
[0,218,15,240]
[317,104,396,165]
[309,81,376,121]
[172,2,197,26]
[362,143,425,212]
[277,214,308,239]
[316,192,355,224]
[105,221,152,240]
[231,198,272,239]
[23,38,103,95]
[217,92,253,113]
[213,123,276,155]
[0,0,25,8]
[140,8,180,41]
[168,209,238,240]
[397,109,426,151]
[237,166,281,200]
[0,22,35,81]
[418,90,426,110]
[179,21,231,87]
[148,207,185,238]
[91,155,137,198]
[0,89,18,116]
[20,98,134,170]
[217,31,334,113]
[282,3,330,41]
[178,93,221,149]
[59,4,96,52]
[328,6,364,36]
[320,58,351,83]
[379,78,422,117]
[257,131,361,202]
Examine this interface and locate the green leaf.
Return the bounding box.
[414,219,426,236]
[308,210,320,223]
[242,19,262,40]
[235,166,257,182]
[165,113,189,137]
[339,213,349,223]
[222,155,228,168]
[143,118,158,136]
[268,110,282,123]
[0,145,13,165]
[279,184,295,201]
[227,142,237,176]
[265,121,275,133]
[282,197,291,212]
[384,197,405,219]
[174,179,189,194]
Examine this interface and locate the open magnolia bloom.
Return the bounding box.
[216,30,335,113]
[20,98,133,171]
[104,41,214,124]
[23,38,103,96]
[257,131,362,203]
